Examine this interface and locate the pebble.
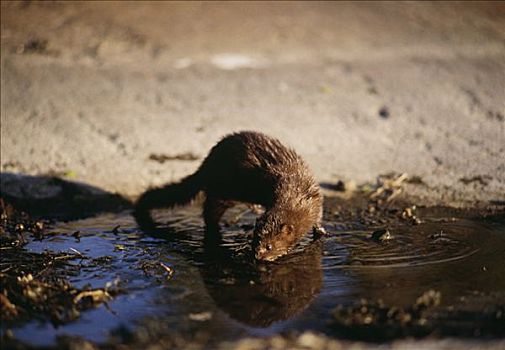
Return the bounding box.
[371,229,393,242]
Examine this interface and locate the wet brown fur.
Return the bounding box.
[134,131,323,261]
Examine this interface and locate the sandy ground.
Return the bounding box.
[1,1,505,206]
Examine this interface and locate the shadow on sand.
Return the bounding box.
[0,172,131,220]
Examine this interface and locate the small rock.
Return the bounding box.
[232,338,265,350]
[378,106,390,119]
[269,336,286,349]
[415,289,441,309]
[297,331,326,349]
[189,311,212,321]
[430,230,444,239]
[371,229,393,242]
[401,207,414,219]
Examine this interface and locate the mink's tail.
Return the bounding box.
[133,172,202,227]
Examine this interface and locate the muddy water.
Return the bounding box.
[8,202,505,346]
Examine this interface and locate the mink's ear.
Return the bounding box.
[280,223,294,235]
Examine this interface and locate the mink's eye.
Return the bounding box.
[266,244,273,251]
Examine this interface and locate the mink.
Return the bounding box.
[134,131,324,261]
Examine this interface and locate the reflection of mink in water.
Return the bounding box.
[201,240,323,327]
[134,131,323,261]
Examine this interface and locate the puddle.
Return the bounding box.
[2,200,505,347]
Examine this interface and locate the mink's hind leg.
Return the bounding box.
[203,196,235,232]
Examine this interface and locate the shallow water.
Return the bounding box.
[7,203,505,346]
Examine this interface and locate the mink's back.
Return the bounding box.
[198,132,317,207]
[203,132,301,170]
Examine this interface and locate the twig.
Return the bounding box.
[159,262,174,280]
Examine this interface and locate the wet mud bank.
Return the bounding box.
[1,181,504,349]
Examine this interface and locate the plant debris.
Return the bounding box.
[331,290,442,340]
[112,224,121,235]
[0,248,120,326]
[321,180,357,193]
[331,290,505,340]
[159,262,174,280]
[114,244,126,251]
[148,152,199,163]
[459,175,492,186]
[0,199,121,327]
[1,197,46,246]
[369,173,408,204]
[138,260,175,283]
[399,205,422,225]
[72,230,81,241]
[16,38,48,54]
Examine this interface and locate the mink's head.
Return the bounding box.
[252,180,322,262]
[253,209,305,262]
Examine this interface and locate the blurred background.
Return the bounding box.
[1,1,504,204]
